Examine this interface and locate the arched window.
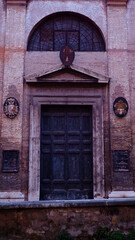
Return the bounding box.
[28,13,105,52]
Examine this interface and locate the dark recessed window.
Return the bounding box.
[27,13,105,52]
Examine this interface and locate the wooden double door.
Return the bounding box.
[40,105,93,200]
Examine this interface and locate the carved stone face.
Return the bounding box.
[115,101,126,115]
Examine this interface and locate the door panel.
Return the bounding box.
[40,105,93,200]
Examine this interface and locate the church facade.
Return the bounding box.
[0,0,135,202]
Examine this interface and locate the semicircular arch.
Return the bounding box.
[27,12,106,52]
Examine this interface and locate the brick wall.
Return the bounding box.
[0,200,135,239]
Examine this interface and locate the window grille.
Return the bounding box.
[28,13,105,52]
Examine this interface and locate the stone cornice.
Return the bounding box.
[6,0,128,7]
[6,0,27,6]
[107,0,128,7]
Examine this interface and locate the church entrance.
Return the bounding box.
[40,105,93,200]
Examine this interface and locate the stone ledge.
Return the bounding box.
[107,0,128,6]
[6,0,27,6]
[0,192,25,202]
[109,191,135,198]
[0,199,135,209]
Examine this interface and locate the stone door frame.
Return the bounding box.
[28,94,105,201]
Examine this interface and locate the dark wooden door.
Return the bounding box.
[40,105,93,200]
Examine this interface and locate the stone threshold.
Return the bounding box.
[0,199,135,209]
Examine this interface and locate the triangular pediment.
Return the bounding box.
[24,64,109,84]
[37,67,98,83]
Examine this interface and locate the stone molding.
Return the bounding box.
[6,0,27,6]
[107,0,128,6]
[109,191,135,198]
[1,199,135,208]
[28,94,105,201]
[5,0,128,7]
[24,64,110,84]
[6,0,128,7]
[0,192,24,202]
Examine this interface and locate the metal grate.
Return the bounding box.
[28,13,105,52]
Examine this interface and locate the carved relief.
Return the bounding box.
[3,97,19,119]
[113,97,128,118]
